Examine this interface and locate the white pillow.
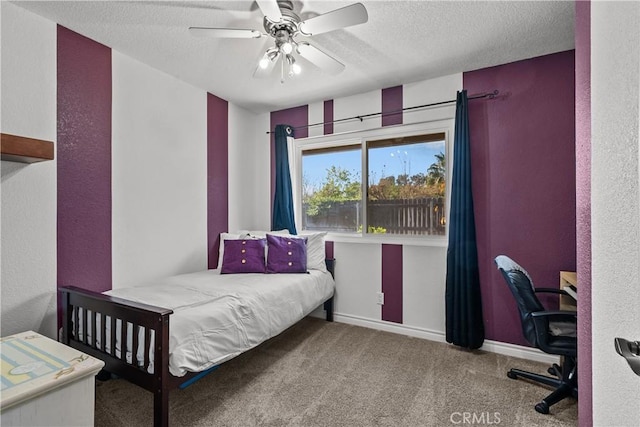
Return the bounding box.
[297,231,328,272]
[239,229,289,238]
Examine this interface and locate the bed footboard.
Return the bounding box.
[60,286,173,427]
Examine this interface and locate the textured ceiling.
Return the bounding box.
[14,1,575,113]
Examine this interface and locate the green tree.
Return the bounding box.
[427,152,446,196]
[304,166,360,216]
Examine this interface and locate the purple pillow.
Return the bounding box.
[266,234,308,273]
[221,239,266,274]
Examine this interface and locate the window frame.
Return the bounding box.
[293,119,454,246]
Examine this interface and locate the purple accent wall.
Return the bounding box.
[324,100,334,135]
[270,105,308,217]
[57,25,112,305]
[207,93,229,269]
[464,51,577,346]
[325,241,334,259]
[575,1,592,425]
[382,86,403,126]
[381,244,403,323]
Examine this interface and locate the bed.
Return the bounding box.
[60,251,335,427]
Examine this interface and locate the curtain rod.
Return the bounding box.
[266,90,499,135]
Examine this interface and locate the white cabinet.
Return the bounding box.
[0,331,105,426]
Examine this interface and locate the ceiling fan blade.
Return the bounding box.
[189,27,263,39]
[299,3,368,35]
[253,51,279,78]
[297,42,345,75]
[256,0,282,21]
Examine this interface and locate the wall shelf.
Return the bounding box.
[1,133,54,163]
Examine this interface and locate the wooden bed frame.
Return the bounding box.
[59,259,335,427]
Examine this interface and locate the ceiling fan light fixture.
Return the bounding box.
[280,41,293,54]
[191,0,366,81]
[286,54,301,77]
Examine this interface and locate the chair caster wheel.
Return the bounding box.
[547,367,555,376]
[507,371,518,380]
[535,402,549,414]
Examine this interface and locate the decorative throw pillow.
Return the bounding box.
[266,234,307,273]
[298,231,328,272]
[218,232,244,268]
[221,239,266,274]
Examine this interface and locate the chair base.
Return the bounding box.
[507,357,577,414]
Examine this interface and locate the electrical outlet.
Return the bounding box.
[376,292,384,305]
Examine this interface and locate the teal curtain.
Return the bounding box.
[445,90,485,349]
[272,124,297,234]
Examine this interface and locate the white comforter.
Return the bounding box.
[104,269,334,377]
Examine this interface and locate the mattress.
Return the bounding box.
[77,269,334,377]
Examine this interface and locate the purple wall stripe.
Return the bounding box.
[382,85,403,127]
[270,105,308,220]
[325,241,334,260]
[57,25,112,301]
[575,1,592,424]
[324,100,334,135]
[207,93,229,269]
[464,51,576,346]
[381,244,403,323]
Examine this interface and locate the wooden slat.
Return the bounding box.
[83,308,89,345]
[132,323,139,368]
[1,133,54,163]
[73,306,79,341]
[101,313,106,351]
[144,328,151,371]
[120,320,126,362]
[110,316,117,357]
[92,310,97,348]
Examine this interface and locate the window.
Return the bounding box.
[301,144,362,233]
[366,133,446,236]
[298,128,448,238]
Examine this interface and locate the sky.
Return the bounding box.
[302,140,445,191]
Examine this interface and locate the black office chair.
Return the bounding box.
[494,255,578,414]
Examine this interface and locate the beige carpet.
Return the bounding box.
[95,317,577,426]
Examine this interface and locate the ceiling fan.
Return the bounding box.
[189,0,368,82]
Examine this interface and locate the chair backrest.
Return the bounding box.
[494,255,545,346]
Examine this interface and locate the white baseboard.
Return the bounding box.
[333,312,559,365]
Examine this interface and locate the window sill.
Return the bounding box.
[326,233,448,248]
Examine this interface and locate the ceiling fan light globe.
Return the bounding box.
[280,42,293,54]
[292,63,302,75]
[259,57,270,69]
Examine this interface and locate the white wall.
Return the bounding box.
[591,2,640,425]
[228,104,261,232]
[307,101,324,138]
[0,3,58,338]
[403,74,462,125]
[249,112,272,231]
[111,52,208,288]
[334,89,382,133]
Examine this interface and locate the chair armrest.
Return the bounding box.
[534,287,569,296]
[531,310,577,319]
[531,310,577,357]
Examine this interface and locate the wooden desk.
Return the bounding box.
[559,271,577,311]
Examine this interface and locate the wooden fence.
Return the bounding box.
[303,197,445,235]
[368,197,445,235]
